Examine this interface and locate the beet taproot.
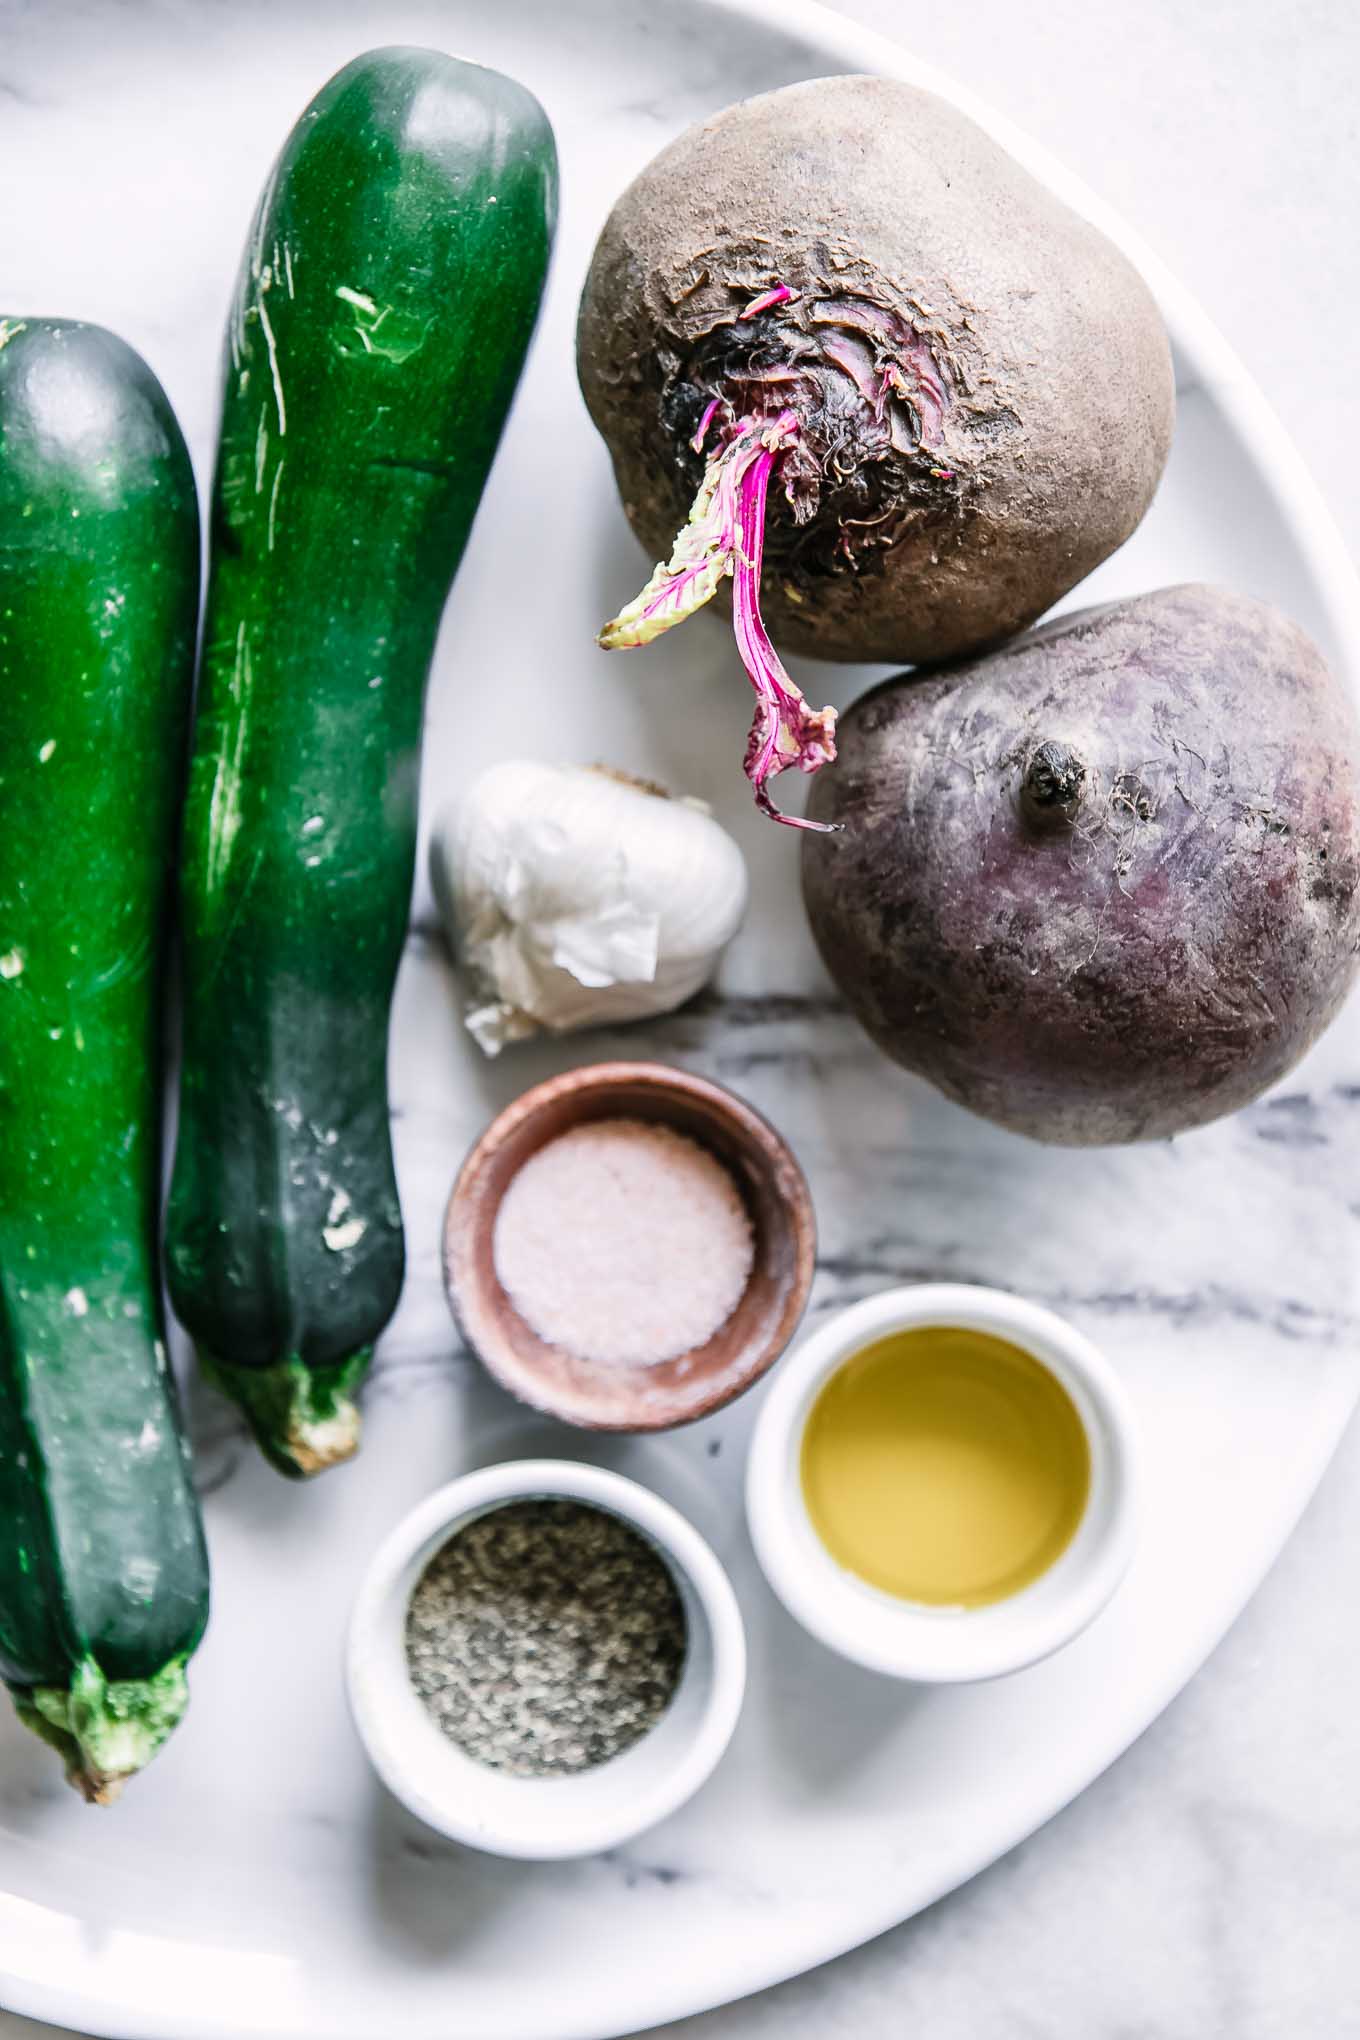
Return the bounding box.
[578,74,1174,824]
[801,585,1360,1144]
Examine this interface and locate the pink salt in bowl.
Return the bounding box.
[442,1061,816,1431]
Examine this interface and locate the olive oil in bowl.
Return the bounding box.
[747,1284,1138,1680]
[800,1326,1091,1608]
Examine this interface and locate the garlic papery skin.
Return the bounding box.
[429,761,750,1055]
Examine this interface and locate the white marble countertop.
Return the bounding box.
[3,0,1357,2035]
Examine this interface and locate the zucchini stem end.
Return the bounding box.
[198,1347,368,1478]
[14,1655,191,1802]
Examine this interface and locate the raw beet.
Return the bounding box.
[801,585,1360,1144]
[578,75,1174,824]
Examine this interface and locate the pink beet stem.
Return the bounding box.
[730,427,839,832]
[598,404,839,829]
[740,284,797,321]
[692,396,723,454]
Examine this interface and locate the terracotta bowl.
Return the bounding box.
[443,1061,816,1431]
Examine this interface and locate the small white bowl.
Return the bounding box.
[746,1284,1139,1682]
[347,1458,746,1859]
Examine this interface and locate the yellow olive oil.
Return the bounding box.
[800,1326,1090,1607]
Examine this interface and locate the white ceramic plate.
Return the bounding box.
[2,3,1359,2038]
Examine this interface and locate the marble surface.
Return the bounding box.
[1,0,1358,2036]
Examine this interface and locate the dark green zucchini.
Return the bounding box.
[0,318,208,1799]
[166,48,557,1476]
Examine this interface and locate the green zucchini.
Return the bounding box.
[166,48,557,1476]
[0,318,208,1799]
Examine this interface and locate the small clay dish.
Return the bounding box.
[443,1061,816,1430]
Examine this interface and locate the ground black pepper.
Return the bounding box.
[405,1499,688,1778]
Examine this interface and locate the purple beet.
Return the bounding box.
[801,585,1360,1144]
[578,75,1173,824]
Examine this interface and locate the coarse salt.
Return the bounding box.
[492,1116,755,1366]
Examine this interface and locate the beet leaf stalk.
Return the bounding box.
[598,404,838,830]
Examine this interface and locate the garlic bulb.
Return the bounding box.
[429,761,750,1055]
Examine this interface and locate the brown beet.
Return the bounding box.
[578,75,1174,824]
[801,586,1360,1144]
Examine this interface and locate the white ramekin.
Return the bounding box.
[346,1458,746,1859]
[746,1284,1139,1682]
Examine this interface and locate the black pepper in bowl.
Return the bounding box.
[404,1498,688,1778]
